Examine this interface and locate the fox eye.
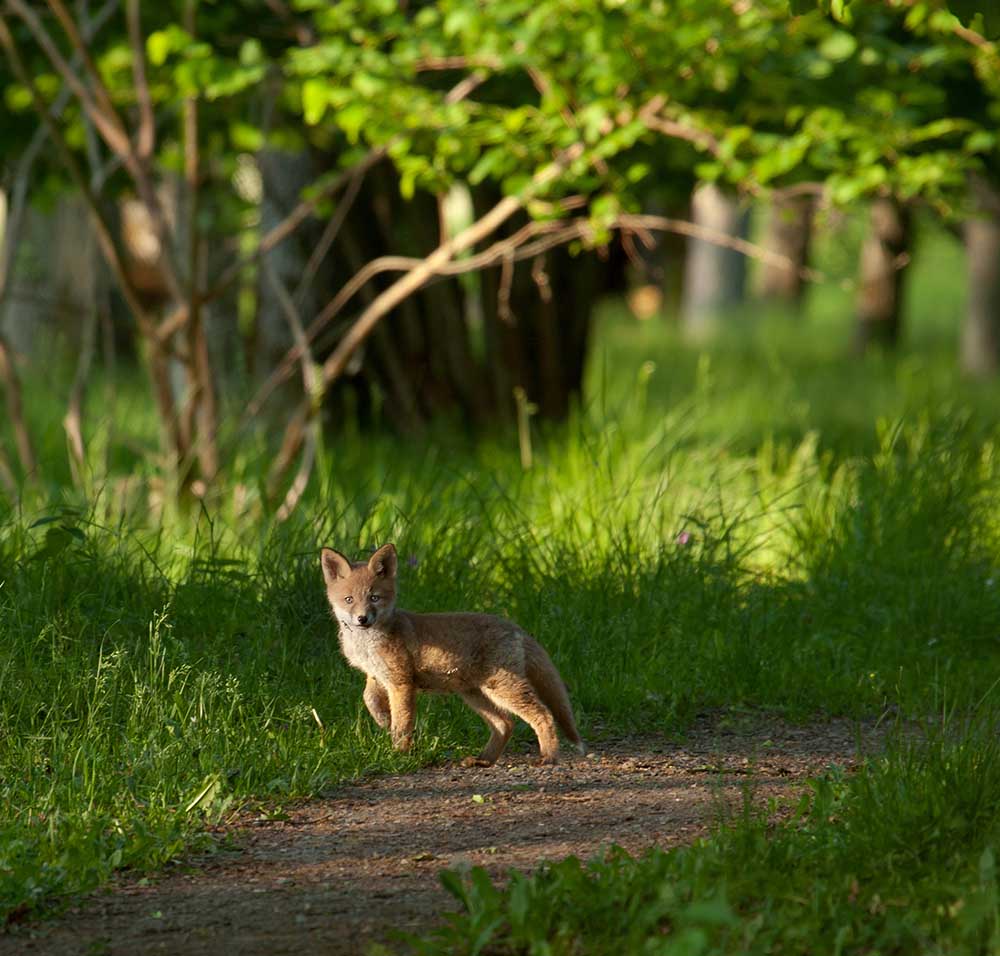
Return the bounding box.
[344,596,354,604]
[371,594,381,603]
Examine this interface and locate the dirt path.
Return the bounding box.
[3,715,883,956]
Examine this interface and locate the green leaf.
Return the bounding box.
[819,31,858,62]
[439,869,468,908]
[146,26,190,67]
[302,79,329,125]
[239,39,263,67]
[337,103,368,144]
[830,0,855,25]
[147,31,172,67]
[185,774,223,813]
[230,121,264,152]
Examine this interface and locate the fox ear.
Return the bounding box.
[368,543,397,578]
[321,548,352,586]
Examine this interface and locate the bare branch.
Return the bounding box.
[126,0,156,160]
[413,55,502,72]
[262,259,322,518]
[44,0,126,145]
[244,201,836,424]
[307,145,580,409]
[0,13,186,465]
[275,417,319,522]
[201,148,387,308]
[201,70,491,309]
[619,213,828,285]
[10,0,186,304]
[641,112,722,158]
[293,164,366,305]
[0,14,158,338]
[497,250,514,323]
[8,0,131,157]
[442,67,490,105]
[252,140,585,474]
[263,260,321,398]
[0,0,117,297]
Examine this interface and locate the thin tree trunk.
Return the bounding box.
[760,193,814,307]
[178,7,218,486]
[961,173,1000,377]
[681,183,750,337]
[855,197,911,351]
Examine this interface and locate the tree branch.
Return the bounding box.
[45,0,120,125]
[200,69,491,310]
[126,0,156,160]
[8,0,131,157]
[293,163,366,306]
[10,0,187,304]
[0,12,186,464]
[262,259,322,517]
[200,148,387,308]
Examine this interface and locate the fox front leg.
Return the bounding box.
[363,675,391,729]
[386,682,416,752]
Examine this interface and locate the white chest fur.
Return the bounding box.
[339,626,392,683]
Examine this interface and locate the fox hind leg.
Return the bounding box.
[363,675,391,730]
[460,690,515,767]
[482,675,560,765]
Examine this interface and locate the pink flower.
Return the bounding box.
[676,530,692,547]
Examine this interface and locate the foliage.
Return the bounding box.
[2,0,999,222]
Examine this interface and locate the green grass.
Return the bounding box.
[3,217,1000,948]
[410,714,1000,955]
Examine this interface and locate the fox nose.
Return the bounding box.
[356,614,370,626]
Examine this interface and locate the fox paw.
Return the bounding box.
[532,755,558,767]
[460,756,495,768]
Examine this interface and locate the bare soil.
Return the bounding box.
[2,714,885,956]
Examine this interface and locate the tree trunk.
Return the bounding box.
[855,197,911,351]
[759,192,814,307]
[961,173,1000,377]
[3,197,99,356]
[680,183,750,338]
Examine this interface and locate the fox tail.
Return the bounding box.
[524,635,586,755]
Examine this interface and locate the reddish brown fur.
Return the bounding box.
[321,543,584,765]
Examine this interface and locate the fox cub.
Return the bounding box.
[321,543,584,765]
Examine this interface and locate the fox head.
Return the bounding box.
[321,543,397,630]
